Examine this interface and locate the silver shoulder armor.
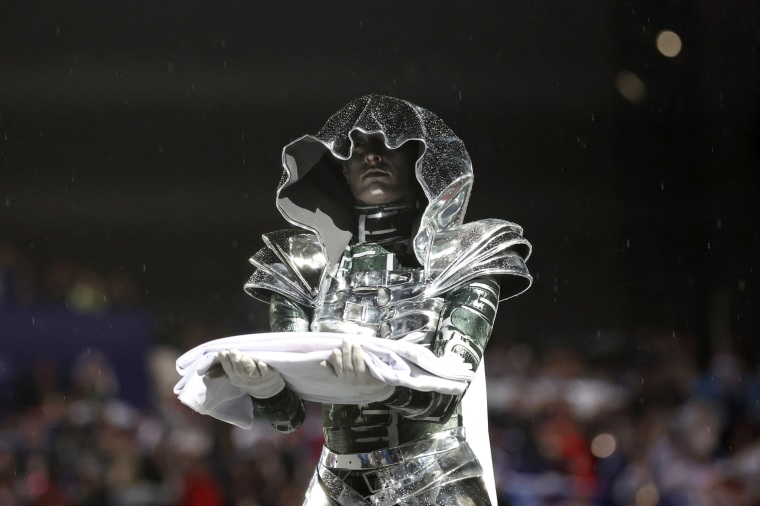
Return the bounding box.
[423,218,532,301]
[244,229,326,307]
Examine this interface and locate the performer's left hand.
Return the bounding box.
[321,339,391,396]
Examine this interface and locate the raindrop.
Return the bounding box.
[716,219,722,229]
[707,242,711,250]
[56,27,61,35]
[626,239,631,248]
[590,113,595,122]
[458,91,462,100]
[142,264,147,272]
[660,181,665,191]
[32,317,35,325]
[4,197,9,207]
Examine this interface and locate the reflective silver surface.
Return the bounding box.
[310,428,487,506]
[310,262,443,344]
[424,218,532,301]
[244,230,326,307]
[264,229,326,296]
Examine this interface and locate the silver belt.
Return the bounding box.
[319,426,466,471]
[315,426,482,505]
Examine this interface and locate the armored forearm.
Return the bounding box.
[248,293,308,433]
[385,276,500,421]
[252,385,305,434]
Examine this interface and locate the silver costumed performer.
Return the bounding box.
[228,95,532,505]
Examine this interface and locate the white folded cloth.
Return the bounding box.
[174,331,474,429]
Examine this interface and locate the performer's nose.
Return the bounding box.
[363,136,386,165]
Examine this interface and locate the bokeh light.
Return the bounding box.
[635,484,660,506]
[656,30,683,57]
[590,433,616,458]
[616,70,647,104]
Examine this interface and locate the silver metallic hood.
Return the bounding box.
[277,95,473,268]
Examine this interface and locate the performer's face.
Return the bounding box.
[343,131,419,205]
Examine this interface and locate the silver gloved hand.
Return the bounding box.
[216,349,286,399]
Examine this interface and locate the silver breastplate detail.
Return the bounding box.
[311,266,445,345]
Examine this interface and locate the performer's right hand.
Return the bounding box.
[217,349,286,399]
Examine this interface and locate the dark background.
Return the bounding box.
[2,0,759,370]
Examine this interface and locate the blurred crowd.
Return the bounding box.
[2,242,759,505]
[486,339,760,506]
[0,342,324,506]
